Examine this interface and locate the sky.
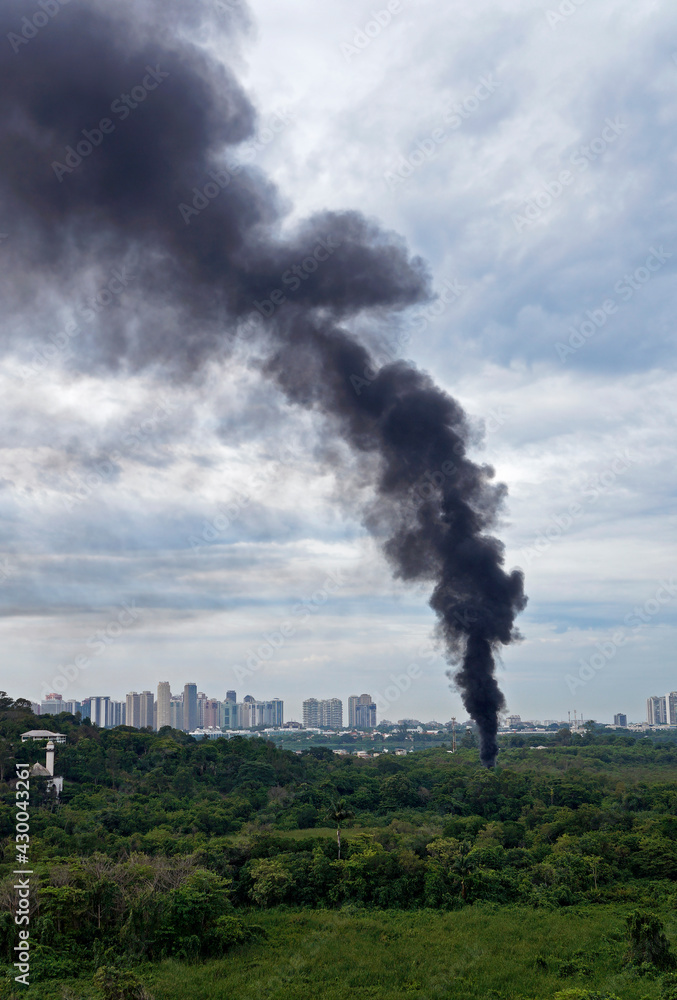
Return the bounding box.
[1,0,676,726]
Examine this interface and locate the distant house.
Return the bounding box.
[21,730,66,744]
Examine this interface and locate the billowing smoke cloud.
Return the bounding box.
[0,0,526,765]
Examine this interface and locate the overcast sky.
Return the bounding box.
[2,0,676,725]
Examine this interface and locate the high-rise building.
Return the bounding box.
[73,697,120,728]
[350,693,376,729]
[233,696,283,729]
[269,698,284,727]
[139,691,154,729]
[225,690,236,703]
[221,700,238,729]
[126,691,141,729]
[202,699,221,729]
[89,696,111,728]
[40,694,63,715]
[157,682,171,730]
[303,698,319,727]
[109,701,126,727]
[304,698,342,728]
[647,696,667,725]
[665,692,677,726]
[348,695,358,728]
[613,713,627,727]
[170,696,183,731]
[62,700,82,717]
[183,683,198,732]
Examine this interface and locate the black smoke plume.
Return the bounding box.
[0,0,526,766]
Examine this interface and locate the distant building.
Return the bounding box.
[202,699,221,729]
[665,692,677,726]
[157,682,171,729]
[85,697,124,728]
[41,695,81,717]
[304,698,320,727]
[40,693,63,715]
[355,697,376,730]
[139,691,154,729]
[221,700,238,729]
[350,694,376,729]
[88,696,112,728]
[21,730,66,744]
[170,695,183,731]
[109,701,126,727]
[614,713,628,727]
[303,698,342,728]
[507,714,522,728]
[239,697,283,728]
[348,696,358,728]
[225,690,236,704]
[126,691,141,728]
[647,696,667,725]
[183,683,198,733]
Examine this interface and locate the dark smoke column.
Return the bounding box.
[0,0,526,766]
[265,318,527,767]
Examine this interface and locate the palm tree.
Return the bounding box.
[326,798,354,860]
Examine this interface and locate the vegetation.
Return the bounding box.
[1,694,677,997]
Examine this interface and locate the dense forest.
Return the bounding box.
[1,693,677,998]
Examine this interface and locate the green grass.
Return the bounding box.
[25,905,675,1000]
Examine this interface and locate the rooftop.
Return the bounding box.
[21,730,66,743]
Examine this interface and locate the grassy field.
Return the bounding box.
[25,905,676,1000]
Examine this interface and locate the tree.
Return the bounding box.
[326,798,354,860]
[248,858,293,907]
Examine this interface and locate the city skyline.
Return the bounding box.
[33,685,667,730]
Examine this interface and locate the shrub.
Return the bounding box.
[625,910,676,971]
[92,966,152,1000]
